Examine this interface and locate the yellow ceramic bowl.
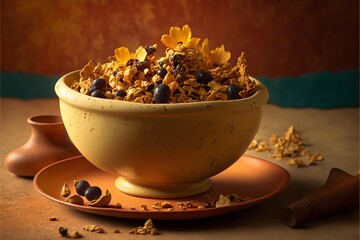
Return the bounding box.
[55,70,269,198]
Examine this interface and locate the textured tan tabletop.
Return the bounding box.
[1,98,359,240]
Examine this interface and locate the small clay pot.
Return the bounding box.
[5,115,81,177]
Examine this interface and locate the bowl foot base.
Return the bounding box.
[115,177,213,198]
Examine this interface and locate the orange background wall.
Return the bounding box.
[1,0,359,77]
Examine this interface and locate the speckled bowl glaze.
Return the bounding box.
[55,70,269,198]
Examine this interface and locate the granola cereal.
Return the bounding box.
[129,219,159,235]
[82,224,105,233]
[248,126,324,167]
[71,25,257,104]
[215,194,253,207]
[152,201,173,210]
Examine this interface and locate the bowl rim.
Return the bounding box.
[55,70,269,114]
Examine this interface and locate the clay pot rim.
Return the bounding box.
[28,115,63,126]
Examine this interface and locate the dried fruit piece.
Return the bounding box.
[60,182,71,198]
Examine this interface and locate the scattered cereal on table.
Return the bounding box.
[82,224,105,233]
[129,219,159,235]
[68,230,82,239]
[248,126,324,168]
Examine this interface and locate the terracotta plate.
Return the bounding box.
[33,155,290,220]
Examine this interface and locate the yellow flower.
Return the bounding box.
[210,44,231,66]
[161,24,201,49]
[201,38,211,60]
[114,46,147,66]
[201,38,231,67]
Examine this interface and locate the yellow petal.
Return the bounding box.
[134,47,147,61]
[115,47,131,65]
[170,26,181,43]
[211,44,231,66]
[201,38,210,59]
[180,24,192,44]
[161,34,177,49]
[186,37,201,48]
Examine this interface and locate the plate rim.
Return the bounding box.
[33,154,291,220]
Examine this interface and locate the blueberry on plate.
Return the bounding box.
[84,186,102,201]
[75,180,90,196]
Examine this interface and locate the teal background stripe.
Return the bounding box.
[259,70,359,108]
[1,70,359,108]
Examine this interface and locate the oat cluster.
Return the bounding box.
[129,219,159,235]
[248,126,324,168]
[70,24,257,103]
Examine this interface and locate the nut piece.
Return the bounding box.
[68,230,82,239]
[128,219,159,235]
[60,182,71,198]
[88,189,111,207]
[83,224,105,233]
[65,195,84,205]
[152,201,173,210]
[215,193,253,207]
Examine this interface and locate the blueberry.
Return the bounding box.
[154,84,171,103]
[75,180,90,196]
[126,59,138,66]
[157,67,167,78]
[136,61,150,71]
[88,85,97,94]
[115,89,127,98]
[84,186,102,201]
[146,83,155,92]
[59,227,68,237]
[93,78,107,90]
[145,45,156,55]
[196,70,213,84]
[174,64,186,75]
[91,89,105,98]
[170,54,183,68]
[158,61,166,67]
[226,84,242,99]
